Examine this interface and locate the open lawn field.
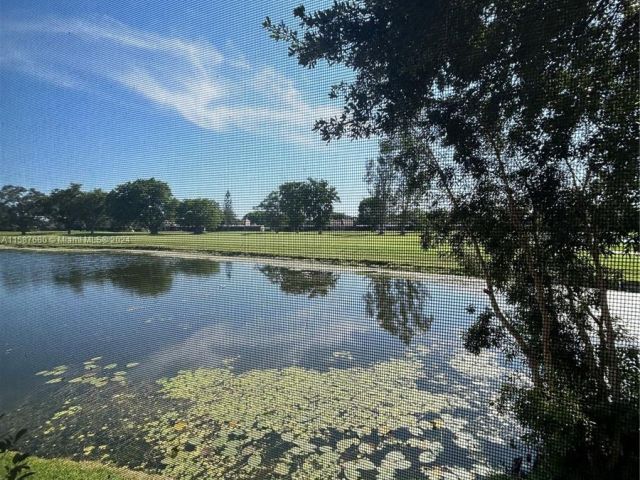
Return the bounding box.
[0,230,638,283]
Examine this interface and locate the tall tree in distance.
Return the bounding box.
[107,178,175,234]
[357,196,383,231]
[0,185,45,234]
[46,183,84,234]
[380,135,426,235]
[266,2,639,477]
[79,189,107,235]
[303,178,339,234]
[365,151,396,235]
[278,181,307,232]
[177,198,222,232]
[256,191,286,231]
[223,190,236,226]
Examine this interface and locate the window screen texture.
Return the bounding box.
[0,1,638,480]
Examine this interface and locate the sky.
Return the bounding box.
[0,0,378,216]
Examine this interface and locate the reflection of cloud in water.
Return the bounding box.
[139,307,374,377]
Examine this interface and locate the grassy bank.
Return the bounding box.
[1,454,168,480]
[0,230,638,282]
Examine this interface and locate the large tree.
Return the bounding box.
[302,178,339,234]
[46,183,84,234]
[223,190,236,226]
[107,178,175,234]
[177,198,222,232]
[256,191,286,231]
[277,181,308,232]
[0,185,45,234]
[357,196,383,230]
[266,2,639,478]
[365,152,396,234]
[78,189,107,235]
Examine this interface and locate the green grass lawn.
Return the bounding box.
[0,230,638,282]
[1,454,169,480]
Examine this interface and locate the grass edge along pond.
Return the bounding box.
[0,231,638,283]
[0,453,170,480]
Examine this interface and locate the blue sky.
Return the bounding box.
[0,0,377,215]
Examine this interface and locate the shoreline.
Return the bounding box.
[1,244,638,296]
[0,244,484,287]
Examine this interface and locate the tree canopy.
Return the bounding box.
[78,189,107,235]
[223,190,236,226]
[0,185,45,234]
[177,198,223,232]
[46,183,84,234]
[256,179,339,232]
[266,1,639,477]
[302,178,339,233]
[107,178,175,234]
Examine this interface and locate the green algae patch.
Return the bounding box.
[145,358,452,479]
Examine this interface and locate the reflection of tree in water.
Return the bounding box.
[257,265,338,298]
[364,277,432,344]
[52,257,220,296]
[224,261,233,280]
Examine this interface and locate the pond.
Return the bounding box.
[0,250,526,479]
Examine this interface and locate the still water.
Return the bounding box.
[1,250,523,479]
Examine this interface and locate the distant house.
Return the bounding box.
[162,221,180,232]
[330,215,355,228]
[242,218,252,226]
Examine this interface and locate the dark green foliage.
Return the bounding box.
[463,309,505,355]
[256,190,287,230]
[277,181,308,232]
[0,186,45,235]
[78,189,107,235]
[357,196,383,230]
[258,265,338,297]
[257,178,339,232]
[106,178,175,234]
[223,190,236,226]
[266,1,639,477]
[45,183,84,234]
[0,414,33,480]
[177,198,223,232]
[364,153,395,234]
[302,178,339,233]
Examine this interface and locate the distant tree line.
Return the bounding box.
[0,179,225,235]
[0,177,344,235]
[245,178,340,234]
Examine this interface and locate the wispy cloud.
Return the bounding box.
[1,16,337,144]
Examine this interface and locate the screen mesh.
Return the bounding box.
[1,1,638,480]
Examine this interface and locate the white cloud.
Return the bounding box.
[1,16,338,144]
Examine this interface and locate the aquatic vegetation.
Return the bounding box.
[143,357,492,479]
[25,346,519,479]
[36,365,69,377]
[36,357,136,388]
